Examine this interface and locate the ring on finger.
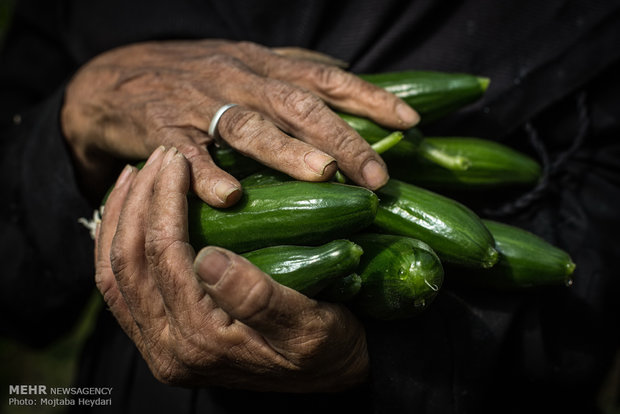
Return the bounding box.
[209,103,238,144]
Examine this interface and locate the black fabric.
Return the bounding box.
[2,0,620,413]
[0,85,95,345]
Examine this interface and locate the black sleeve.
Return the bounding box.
[0,1,95,347]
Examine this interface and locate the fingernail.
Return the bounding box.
[214,180,241,204]
[162,146,178,167]
[362,159,388,189]
[304,151,337,176]
[396,102,420,126]
[115,165,133,188]
[195,247,231,285]
[145,146,165,166]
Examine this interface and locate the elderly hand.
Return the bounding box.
[95,146,369,392]
[62,40,419,204]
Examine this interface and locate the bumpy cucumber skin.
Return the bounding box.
[351,233,443,320]
[465,220,576,290]
[360,71,488,123]
[397,137,542,189]
[374,179,498,268]
[242,240,363,296]
[188,181,378,253]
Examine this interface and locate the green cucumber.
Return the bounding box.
[188,181,378,253]
[240,169,292,187]
[338,113,470,171]
[242,240,363,296]
[317,273,363,302]
[397,137,542,189]
[373,179,498,268]
[459,220,576,290]
[350,233,444,320]
[360,71,489,123]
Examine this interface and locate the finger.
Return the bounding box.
[145,149,221,321]
[95,165,140,334]
[214,106,339,182]
[221,42,418,129]
[270,60,419,128]
[227,79,389,189]
[193,246,319,340]
[160,128,243,208]
[110,146,168,329]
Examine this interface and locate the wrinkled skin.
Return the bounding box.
[96,147,369,391]
[62,40,419,204]
[69,40,419,391]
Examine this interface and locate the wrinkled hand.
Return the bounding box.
[95,146,369,392]
[62,40,419,204]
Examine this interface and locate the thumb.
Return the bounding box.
[193,246,315,337]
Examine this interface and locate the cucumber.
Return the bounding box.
[317,273,363,302]
[188,181,378,253]
[350,233,444,320]
[360,71,489,123]
[338,113,470,171]
[242,240,363,296]
[373,179,498,268]
[396,137,542,189]
[459,220,576,290]
[240,169,292,187]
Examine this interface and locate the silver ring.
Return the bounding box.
[208,104,238,141]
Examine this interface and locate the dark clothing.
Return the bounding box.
[2,1,620,413]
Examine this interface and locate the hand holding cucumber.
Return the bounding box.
[61,40,420,205]
[94,146,369,392]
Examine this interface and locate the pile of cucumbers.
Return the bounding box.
[161,71,578,320]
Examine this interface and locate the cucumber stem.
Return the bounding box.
[418,140,471,171]
[477,77,491,92]
[334,170,347,184]
[370,131,404,155]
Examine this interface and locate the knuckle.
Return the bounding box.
[235,40,267,55]
[150,357,186,385]
[94,269,116,301]
[332,131,365,156]
[232,275,275,323]
[175,341,217,372]
[270,83,326,123]
[176,142,203,162]
[221,41,269,64]
[145,235,183,270]
[109,242,130,277]
[166,327,224,376]
[293,308,346,365]
[201,52,239,70]
[219,109,264,143]
[313,65,353,97]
